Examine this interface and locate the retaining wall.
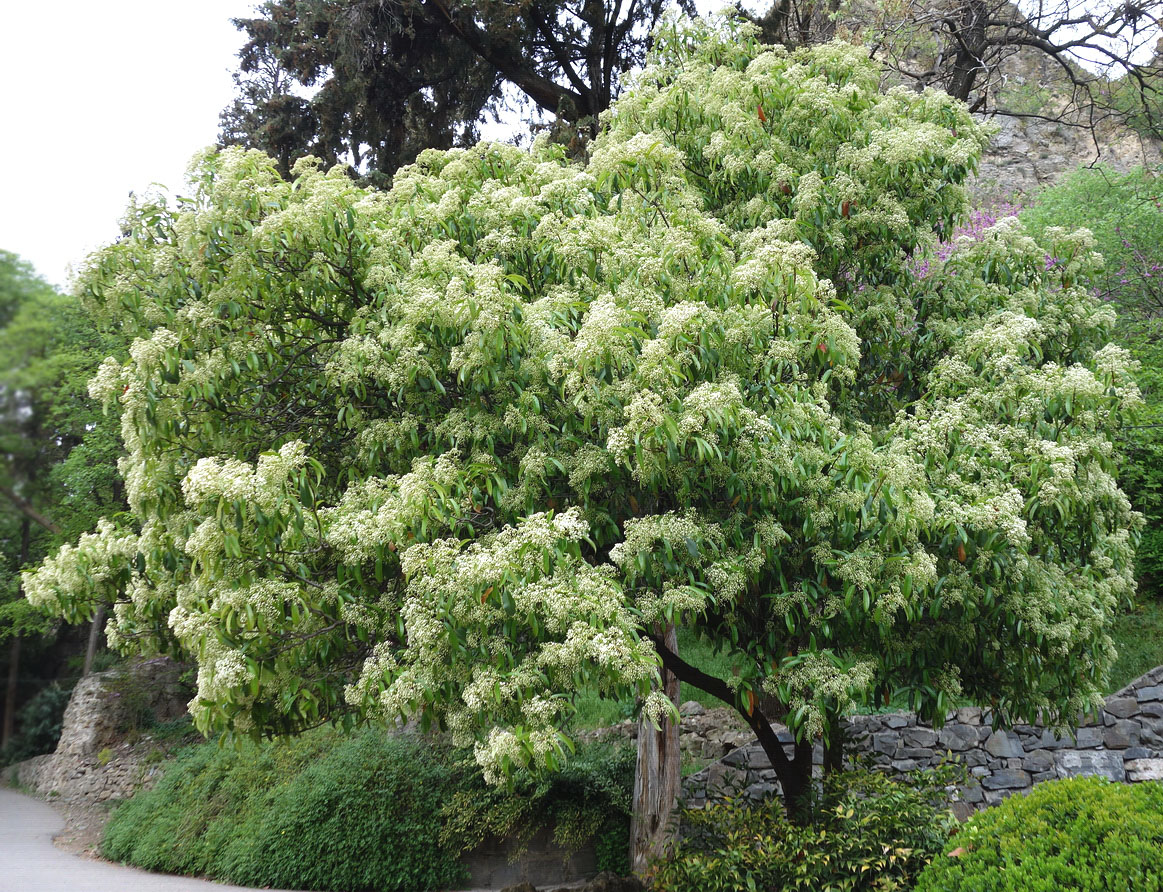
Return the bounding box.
[683,666,1163,817]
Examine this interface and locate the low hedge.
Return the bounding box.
[915,776,1163,892]
[102,729,633,891]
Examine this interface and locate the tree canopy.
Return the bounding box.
[31,17,1140,816]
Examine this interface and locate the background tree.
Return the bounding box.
[741,0,1163,137]
[31,18,1139,825]
[221,0,694,181]
[0,251,124,750]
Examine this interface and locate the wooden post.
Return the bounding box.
[630,622,682,875]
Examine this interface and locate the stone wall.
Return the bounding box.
[682,666,1163,817]
[2,657,190,802]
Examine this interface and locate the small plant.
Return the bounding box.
[96,747,114,766]
[915,776,1163,891]
[648,766,960,892]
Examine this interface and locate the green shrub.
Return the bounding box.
[0,682,72,766]
[915,777,1163,892]
[103,730,467,891]
[648,767,959,892]
[1021,167,1163,599]
[103,730,636,889]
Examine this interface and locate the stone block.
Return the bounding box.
[955,707,983,725]
[985,731,1024,758]
[939,725,979,751]
[1104,697,1140,719]
[1140,703,1163,718]
[1136,685,1163,702]
[1122,747,1154,761]
[679,701,706,716]
[1055,749,1125,782]
[1073,727,1104,749]
[981,768,1031,790]
[1023,750,1055,773]
[1028,728,1069,750]
[1103,720,1141,750]
[898,747,936,760]
[722,746,752,768]
[951,801,977,822]
[891,759,921,772]
[1126,759,1163,782]
[744,781,779,800]
[885,715,909,730]
[872,732,899,755]
[905,727,939,748]
[964,749,988,768]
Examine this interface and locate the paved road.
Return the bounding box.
[0,787,278,892]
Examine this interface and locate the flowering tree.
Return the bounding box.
[27,18,1139,820]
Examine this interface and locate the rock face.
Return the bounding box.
[683,666,1163,817]
[973,110,1161,203]
[2,658,189,803]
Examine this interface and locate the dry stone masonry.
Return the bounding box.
[2,657,189,802]
[683,667,1163,817]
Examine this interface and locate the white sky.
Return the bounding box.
[1,1,259,289]
[1,2,727,290]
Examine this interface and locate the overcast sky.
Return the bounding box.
[0,1,764,289]
[2,1,258,288]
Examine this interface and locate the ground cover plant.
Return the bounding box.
[26,14,1141,821]
[648,766,959,892]
[915,777,1163,892]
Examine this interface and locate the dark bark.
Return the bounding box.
[630,622,682,874]
[0,486,60,535]
[946,0,989,103]
[2,636,19,748]
[649,632,815,822]
[427,0,590,116]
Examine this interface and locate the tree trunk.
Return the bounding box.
[3,518,32,748]
[83,604,105,677]
[630,622,682,875]
[946,0,989,103]
[648,632,818,824]
[2,635,19,748]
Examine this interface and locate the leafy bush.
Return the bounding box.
[0,682,72,766]
[915,777,1163,892]
[1021,167,1163,598]
[648,768,959,892]
[103,730,636,889]
[441,739,635,875]
[103,730,467,891]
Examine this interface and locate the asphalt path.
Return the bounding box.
[0,787,281,892]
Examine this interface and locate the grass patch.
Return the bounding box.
[1110,599,1163,691]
